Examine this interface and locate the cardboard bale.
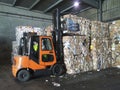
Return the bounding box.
[63,35,92,74]
[90,21,111,70]
[110,20,120,67]
[62,14,91,35]
[12,41,18,55]
[62,14,112,74]
[15,26,45,46]
[45,25,53,36]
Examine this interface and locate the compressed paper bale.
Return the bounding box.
[90,38,97,70]
[78,18,91,35]
[90,20,111,70]
[63,35,92,74]
[33,27,46,35]
[15,26,33,46]
[63,14,91,35]
[102,23,109,38]
[63,37,76,74]
[112,20,120,28]
[12,41,19,55]
[63,14,71,18]
[114,55,120,66]
[15,26,45,46]
[91,21,109,39]
[91,21,99,38]
[45,25,53,36]
[83,20,110,71]
[116,44,120,52]
[109,20,120,67]
[63,36,77,74]
[109,26,118,38]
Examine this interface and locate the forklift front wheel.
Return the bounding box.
[52,64,63,76]
[17,70,31,82]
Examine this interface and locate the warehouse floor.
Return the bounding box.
[1,64,120,90]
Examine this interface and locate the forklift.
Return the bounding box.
[12,9,66,82]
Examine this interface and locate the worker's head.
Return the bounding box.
[33,41,38,45]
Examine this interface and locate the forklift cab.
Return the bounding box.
[29,36,56,65]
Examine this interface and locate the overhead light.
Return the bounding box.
[74,1,79,7]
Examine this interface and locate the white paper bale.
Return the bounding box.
[15,26,45,46]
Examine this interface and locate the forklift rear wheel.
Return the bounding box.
[52,64,63,76]
[17,70,31,82]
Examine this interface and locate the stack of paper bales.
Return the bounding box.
[62,14,112,74]
[63,14,91,74]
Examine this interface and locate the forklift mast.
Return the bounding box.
[53,9,64,64]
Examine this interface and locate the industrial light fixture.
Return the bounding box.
[74,1,79,7]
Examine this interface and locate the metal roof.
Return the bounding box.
[0,0,100,15]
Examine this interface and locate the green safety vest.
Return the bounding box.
[33,44,38,51]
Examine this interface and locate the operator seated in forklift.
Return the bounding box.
[31,40,39,61]
[33,41,38,52]
[33,41,38,56]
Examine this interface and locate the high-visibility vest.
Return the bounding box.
[33,44,38,51]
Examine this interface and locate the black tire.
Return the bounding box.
[17,70,31,82]
[52,64,63,76]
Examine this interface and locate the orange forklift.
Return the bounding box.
[12,9,66,81]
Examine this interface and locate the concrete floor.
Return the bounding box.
[1,64,120,90]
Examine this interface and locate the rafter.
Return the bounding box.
[29,0,40,10]
[81,0,98,8]
[12,0,18,6]
[44,0,63,13]
[60,5,74,14]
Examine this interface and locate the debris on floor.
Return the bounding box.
[45,80,49,82]
[52,82,61,87]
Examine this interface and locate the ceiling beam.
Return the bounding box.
[75,7,92,14]
[60,5,74,14]
[12,0,18,6]
[29,0,40,10]
[81,0,98,8]
[44,0,63,13]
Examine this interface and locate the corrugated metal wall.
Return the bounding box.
[103,0,120,22]
[78,0,120,22]
[77,8,97,21]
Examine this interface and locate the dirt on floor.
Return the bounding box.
[1,64,120,90]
